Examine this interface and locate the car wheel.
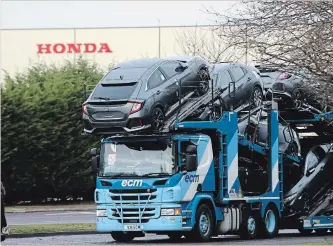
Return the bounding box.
[251,86,263,108]
[286,141,299,156]
[197,70,210,96]
[151,107,165,131]
[110,232,135,242]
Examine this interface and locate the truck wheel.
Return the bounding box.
[259,205,279,238]
[110,232,135,242]
[239,213,258,239]
[167,232,183,241]
[191,204,214,242]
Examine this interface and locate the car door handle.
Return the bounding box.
[247,77,252,82]
[156,90,161,95]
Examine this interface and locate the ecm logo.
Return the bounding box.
[121,180,143,187]
[185,174,199,183]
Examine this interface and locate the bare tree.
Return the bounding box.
[204,1,333,100]
[174,25,244,63]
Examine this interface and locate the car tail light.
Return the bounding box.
[82,104,88,115]
[129,101,144,114]
[279,72,290,80]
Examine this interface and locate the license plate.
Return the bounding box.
[123,225,143,231]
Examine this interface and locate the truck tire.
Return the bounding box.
[239,212,258,239]
[187,204,214,242]
[110,232,135,242]
[259,205,279,238]
[167,232,183,241]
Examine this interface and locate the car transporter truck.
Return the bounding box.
[84,77,333,243]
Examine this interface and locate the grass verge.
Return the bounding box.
[298,243,333,245]
[10,223,95,234]
[6,202,95,213]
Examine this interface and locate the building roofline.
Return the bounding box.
[0,24,220,31]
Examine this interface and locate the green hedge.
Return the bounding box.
[1,58,105,204]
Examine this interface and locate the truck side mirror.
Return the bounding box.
[92,155,100,173]
[91,148,99,156]
[185,154,198,172]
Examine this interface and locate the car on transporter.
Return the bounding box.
[209,62,264,111]
[82,56,210,134]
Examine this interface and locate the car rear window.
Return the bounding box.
[104,67,147,81]
[92,82,138,100]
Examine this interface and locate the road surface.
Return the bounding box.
[6,211,95,225]
[3,231,333,245]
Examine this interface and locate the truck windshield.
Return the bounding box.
[99,140,176,177]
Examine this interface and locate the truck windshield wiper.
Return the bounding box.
[94,96,111,101]
[139,172,171,177]
[108,173,137,178]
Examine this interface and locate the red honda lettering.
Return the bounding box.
[84,43,97,53]
[53,43,66,53]
[67,43,82,53]
[37,44,52,54]
[98,43,112,53]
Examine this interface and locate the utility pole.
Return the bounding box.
[158,20,161,58]
[74,28,77,64]
[245,23,248,65]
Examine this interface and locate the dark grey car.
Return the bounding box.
[82,57,210,135]
[284,144,333,217]
[209,62,264,110]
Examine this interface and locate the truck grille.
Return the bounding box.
[108,189,159,223]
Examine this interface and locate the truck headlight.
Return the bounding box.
[284,193,297,204]
[161,208,181,216]
[96,209,107,217]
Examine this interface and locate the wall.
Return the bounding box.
[0,25,252,83]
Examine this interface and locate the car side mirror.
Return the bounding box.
[92,156,100,173]
[175,65,188,73]
[91,148,99,156]
[185,154,197,172]
[306,168,315,177]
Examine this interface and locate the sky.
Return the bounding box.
[0,0,239,29]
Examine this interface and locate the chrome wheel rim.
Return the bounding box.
[253,88,263,106]
[247,216,256,235]
[153,109,164,129]
[199,212,210,236]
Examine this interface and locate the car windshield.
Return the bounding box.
[99,139,176,177]
[92,82,138,100]
[104,67,147,81]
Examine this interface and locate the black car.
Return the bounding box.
[284,144,333,217]
[238,112,302,157]
[82,57,210,135]
[209,62,264,111]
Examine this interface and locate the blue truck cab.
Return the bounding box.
[91,111,284,243]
